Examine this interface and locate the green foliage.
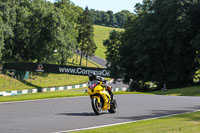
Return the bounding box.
[188,1,200,66]
[90,9,134,28]
[106,0,200,90]
[77,7,96,65]
[114,10,133,28]
[0,0,83,64]
[53,0,79,65]
[0,12,4,60]
[103,30,122,78]
[107,10,116,27]
[0,1,16,60]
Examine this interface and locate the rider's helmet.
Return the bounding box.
[89,72,97,81]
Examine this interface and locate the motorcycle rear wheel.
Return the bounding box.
[91,97,102,115]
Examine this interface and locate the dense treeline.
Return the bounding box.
[90,9,134,28]
[0,0,96,65]
[104,0,200,90]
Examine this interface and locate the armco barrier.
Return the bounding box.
[0,83,128,96]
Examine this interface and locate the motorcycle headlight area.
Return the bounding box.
[88,80,98,90]
[89,83,96,90]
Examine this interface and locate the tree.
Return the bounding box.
[125,0,198,89]
[107,10,116,27]
[90,9,102,25]
[100,11,110,26]
[1,0,79,64]
[54,0,80,65]
[90,9,134,28]
[114,10,133,28]
[55,1,83,64]
[188,0,200,80]
[103,30,122,79]
[77,7,96,66]
[20,0,58,63]
[10,2,31,62]
[0,0,17,61]
[105,0,200,90]
[0,0,83,64]
[0,12,4,60]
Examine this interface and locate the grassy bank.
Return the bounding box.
[0,25,122,92]
[0,55,97,92]
[0,74,88,91]
[94,25,123,59]
[75,111,200,133]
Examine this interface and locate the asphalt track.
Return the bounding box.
[89,56,127,89]
[1,57,200,133]
[1,94,200,133]
[89,56,107,68]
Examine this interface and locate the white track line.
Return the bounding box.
[52,110,200,133]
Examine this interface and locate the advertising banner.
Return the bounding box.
[3,63,111,77]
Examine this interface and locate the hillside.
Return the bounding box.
[0,25,123,92]
[94,25,123,59]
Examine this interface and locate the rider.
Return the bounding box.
[89,72,113,101]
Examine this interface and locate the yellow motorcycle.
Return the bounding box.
[87,80,117,115]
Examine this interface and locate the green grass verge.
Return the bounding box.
[75,111,200,133]
[148,85,200,96]
[112,85,200,97]
[94,25,123,59]
[0,88,87,102]
[1,85,200,103]
[0,90,138,103]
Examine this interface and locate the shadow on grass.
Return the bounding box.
[17,79,42,92]
[175,105,200,121]
[175,112,200,122]
[148,85,200,96]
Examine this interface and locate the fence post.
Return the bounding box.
[0,66,2,74]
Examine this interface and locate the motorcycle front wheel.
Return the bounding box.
[91,97,102,115]
[108,98,117,113]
